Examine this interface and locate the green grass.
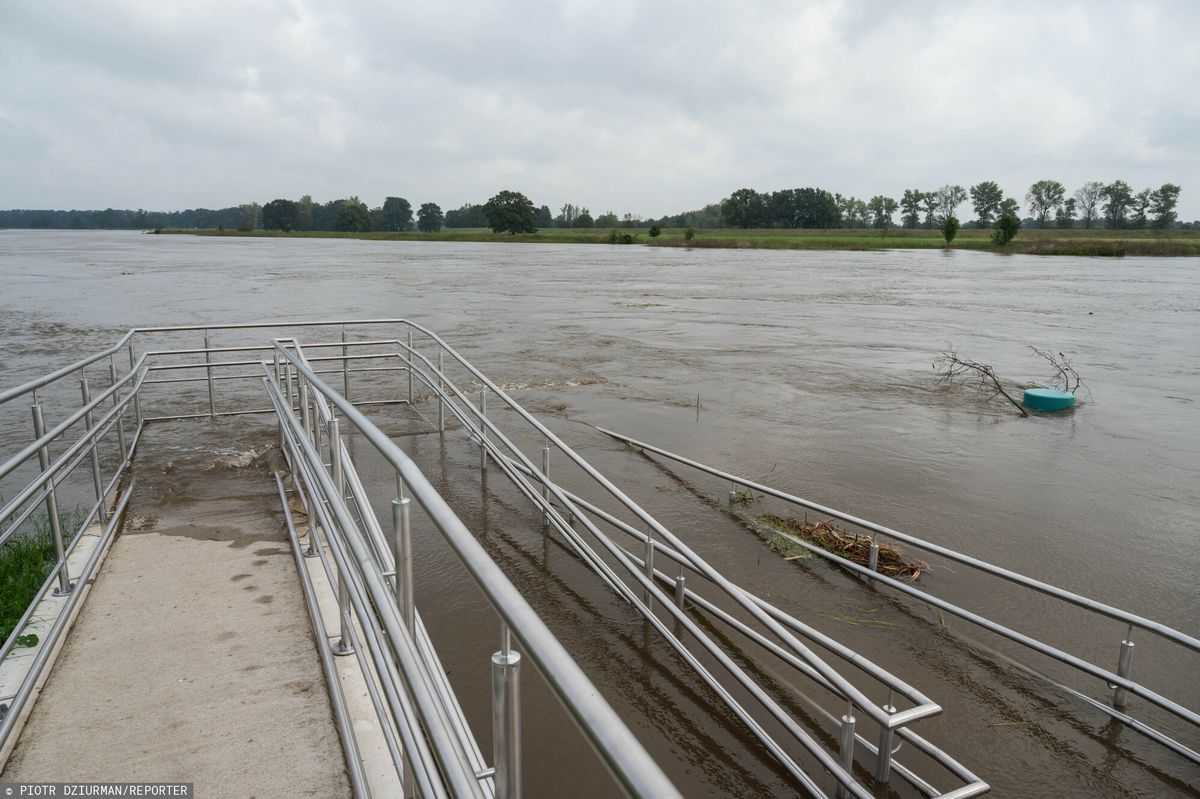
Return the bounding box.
[0,506,90,645]
[161,225,1200,256]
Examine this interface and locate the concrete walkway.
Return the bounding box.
[1,436,349,797]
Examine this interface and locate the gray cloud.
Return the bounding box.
[1,0,1197,219]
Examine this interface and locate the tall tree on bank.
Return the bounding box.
[920,192,940,229]
[416,202,443,233]
[1073,181,1102,229]
[720,188,766,228]
[1026,180,1066,228]
[935,185,967,223]
[1056,198,1077,229]
[998,197,1021,220]
[1101,181,1133,228]
[335,197,371,232]
[1150,184,1182,228]
[867,196,898,229]
[378,197,413,231]
[899,189,923,228]
[969,181,1004,228]
[483,190,537,234]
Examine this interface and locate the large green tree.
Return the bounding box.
[1101,180,1133,228]
[378,197,413,231]
[867,195,898,229]
[1150,183,1182,228]
[335,197,371,232]
[416,202,443,233]
[920,192,940,228]
[969,181,1003,227]
[1026,180,1065,227]
[720,188,766,228]
[484,190,537,233]
[899,189,923,228]
[1055,198,1077,229]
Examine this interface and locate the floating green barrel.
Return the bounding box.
[1023,388,1076,412]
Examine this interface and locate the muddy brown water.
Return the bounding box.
[1,230,1198,797]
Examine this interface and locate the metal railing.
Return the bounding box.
[383,323,988,799]
[0,321,682,799]
[592,428,1200,767]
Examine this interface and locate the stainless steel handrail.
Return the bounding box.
[272,340,682,799]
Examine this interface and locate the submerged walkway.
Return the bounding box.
[1,434,349,796]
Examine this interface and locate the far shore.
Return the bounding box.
[158,226,1200,257]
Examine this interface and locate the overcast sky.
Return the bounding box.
[2,0,1197,219]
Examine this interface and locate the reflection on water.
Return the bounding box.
[1,230,1198,796]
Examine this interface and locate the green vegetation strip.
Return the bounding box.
[0,507,88,646]
[162,226,1200,256]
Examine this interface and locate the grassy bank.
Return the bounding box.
[0,507,87,644]
[161,226,1200,256]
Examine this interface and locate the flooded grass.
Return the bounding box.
[754,512,926,581]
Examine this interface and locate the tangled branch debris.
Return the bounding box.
[755,513,927,581]
[1030,347,1088,397]
[934,346,1028,417]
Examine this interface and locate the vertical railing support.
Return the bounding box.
[540,442,550,524]
[867,537,879,579]
[330,418,353,656]
[492,625,522,799]
[204,329,215,419]
[128,341,141,427]
[875,696,897,784]
[674,574,686,610]
[437,350,445,432]
[407,329,414,404]
[479,389,488,472]
[108,358,127,458]
[392,490,415,799]
[643,533,655,612]
[32,403,72,596]
[299,381,311,445]
[1113,626,1135,709]
[80,377,106,523]
[341,326,351,400]
[836,701,856,799]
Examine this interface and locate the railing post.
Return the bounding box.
[1113,626,1135,709]
[437,350,445,432]
[203,329,215,419]
[80,377,106,523]
[643,533,655,612]
[284,361,295,415]
[341,326,351,400]
[540,442,550,525]
[330,418,353,656]
[392,494,414,631]
[392,489,415,799]
[128,341,141,427]
[867,536,879,579]
[875,696,897,784]
[674,574,686,610]
[108,357,127,458]
[479,389,488,472]
[836,700,856,799]
[32,403,72,596]
[299,380,311,445]
[492,625,522,799]
[407,329,414,403]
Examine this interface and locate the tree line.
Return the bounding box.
[717,181,1185,230]
[0,181,1188,233]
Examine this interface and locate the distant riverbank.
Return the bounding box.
[159,226,1200,256]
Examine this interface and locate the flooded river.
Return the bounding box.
[1,230,1197,797]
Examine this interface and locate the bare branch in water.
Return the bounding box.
[1030,346,1089,398]
[934,345,1029,417]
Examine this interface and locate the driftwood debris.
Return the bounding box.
[934,345,1028,417]
[756,513,926,581]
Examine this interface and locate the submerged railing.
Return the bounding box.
[592,428,1200,768]
[17,318,1187,795]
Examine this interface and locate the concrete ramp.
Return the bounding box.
[1,437,349,797]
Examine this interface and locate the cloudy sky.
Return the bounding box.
[2,0,1197,219]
